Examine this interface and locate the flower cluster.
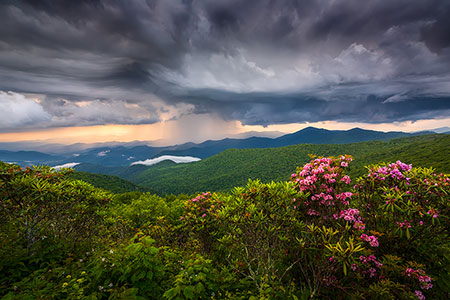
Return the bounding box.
[359,255,383,268]
[426,209,439,218]
[311,192,335,206]
[291,155,356,223]
[336,192,353,205]
[353,221,366,230]
[181,192,223,224]
[292,156,352,194]
[337,208,361,223]
[360,234,379,247]
[405,268,433,290]
[356,255,383,278]
[396,220,412,228]
[414,290,425,300]
[367,161,412,181]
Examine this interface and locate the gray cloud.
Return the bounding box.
[0,91,50,129]
[0,0,449,129]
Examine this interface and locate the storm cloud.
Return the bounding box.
[0,0,449,129]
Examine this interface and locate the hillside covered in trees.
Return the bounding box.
[67,171,150,194]
[74,134,450,195]
[1,154,449,299]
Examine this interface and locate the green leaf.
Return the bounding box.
[183,286,195,299]
[146,270,153,280]
[195,282,205,294]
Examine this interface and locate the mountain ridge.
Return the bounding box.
[0,127,440,167]
[72,134,450,195]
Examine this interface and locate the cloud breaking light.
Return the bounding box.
[0,0,448,141]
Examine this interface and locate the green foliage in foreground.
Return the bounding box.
[133,134,450,194]
[0,156,449,299]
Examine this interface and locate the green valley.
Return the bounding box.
[115,134,450,194]
[67,171,150,194]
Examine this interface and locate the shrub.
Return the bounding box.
[179,192,225,255]
[85,235,180,299]
[109,193,169,228]
[215,180,303,298]
[1,156,449,300]
[354,162,450,299]
[0,162,109,293]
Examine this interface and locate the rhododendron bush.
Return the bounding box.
[1,157,449,299]
[170,156,449,299]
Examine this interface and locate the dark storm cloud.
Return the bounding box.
[178,87,450,126]
[0,0,449,129]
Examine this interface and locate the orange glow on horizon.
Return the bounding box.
[0,115,449,145]
[0,124,166,144]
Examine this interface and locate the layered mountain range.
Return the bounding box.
[0,127,441,167]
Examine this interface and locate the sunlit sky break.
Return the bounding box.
[1,0,449,144]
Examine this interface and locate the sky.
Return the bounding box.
[0,0,449,145]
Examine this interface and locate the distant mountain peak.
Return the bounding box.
[301,126,325,131]
[1,127,436,167]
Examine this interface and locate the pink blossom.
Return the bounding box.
[353,221,365,230]
[360,234,379,247]
[307,209,320,216]
[336,192,353,204]
[324,275,336,286]
[359,255,383,268]
[405,268,433,290]
[396,220,412,228]
[339,208,361,222]
[340,175,351,184]
[427,209,439,218]
[414,290,425,300]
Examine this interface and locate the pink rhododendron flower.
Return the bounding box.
[340,175,351,184]
[405,268,433,290]
[339,208,361,222]
[427,209,439,218]
[353,221,365,230]
[396,220,412,228]
[414,290,425,300]
[307,209,320,216]
[360,234,379,247]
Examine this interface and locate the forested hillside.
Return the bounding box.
[67,171,150,194]
[1,156,449,299]
[0,127,434,167]
[129,134,450,194]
